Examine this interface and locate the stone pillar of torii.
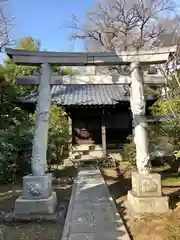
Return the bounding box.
[31,63,51,176]
[6,46,176,216]
[130,62,151,174]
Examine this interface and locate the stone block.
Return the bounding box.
[14,191,57,215]
[127,190,169,214]
[22,173,52,199]
[68,234,95,240]
[131,172,162,197]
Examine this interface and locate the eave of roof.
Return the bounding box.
[20,84,157,106]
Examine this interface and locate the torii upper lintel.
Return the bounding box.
[5,45,177,66]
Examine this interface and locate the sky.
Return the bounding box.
[0,0,96,63]
[1,0,179,64]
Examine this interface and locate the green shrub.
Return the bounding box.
[48,104,69,165]
[0,105,70,183]
[121,126,179,170]
[0,104,69,184]
[53,166,77,180]
[121,131,170,167]
[0,110,34,183]
[121,135,136,165]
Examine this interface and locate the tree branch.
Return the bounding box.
[0,0,12,51]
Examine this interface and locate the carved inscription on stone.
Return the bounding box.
[142,179,157,193]
[28,183,42,196]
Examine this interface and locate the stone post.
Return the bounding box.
[14,63,57,217]
[102,110,107,157]
[68,115,73,160]
[32,62,51,176]
[127,62,169,214]
[130,62,151,175]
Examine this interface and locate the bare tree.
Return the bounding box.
[0,0,12,51]
[68,0,178,53]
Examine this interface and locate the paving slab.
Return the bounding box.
[69,233,95,240]
[61,168,130,240]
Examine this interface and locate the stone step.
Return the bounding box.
[73,155,97,161]
[79,155,95,161]
[72,150,103,160]
[72,144,102,152]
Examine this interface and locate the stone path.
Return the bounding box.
[62,167,130,240]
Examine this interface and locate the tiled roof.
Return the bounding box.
[22,84,155,106]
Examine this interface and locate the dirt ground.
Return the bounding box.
[0,165,179,239]
[0,182,72,240]
[0,166,78,240]
[0,183,72,240]
[101,165,180,240]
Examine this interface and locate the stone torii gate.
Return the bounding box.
[6,46,176,216]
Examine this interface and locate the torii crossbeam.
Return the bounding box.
[15,74,167,85]
[6,46,176,66]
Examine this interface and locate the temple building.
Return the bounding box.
[16,65,169,160]
[20,81,161,160]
